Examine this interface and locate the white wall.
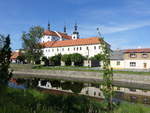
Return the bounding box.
[42,44,102,58]
[110,60,125,69]
[124,60,150,69]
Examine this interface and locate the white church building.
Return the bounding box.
[41,23,109,58]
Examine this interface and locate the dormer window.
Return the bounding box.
[142,53,148,58]
[130,53,136,58]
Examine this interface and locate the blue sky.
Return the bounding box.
[0,0,150,50]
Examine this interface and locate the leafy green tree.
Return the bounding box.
[0,35,12,87]
[41,56,49,66]
[90,53,103,61]
[61,54,72,66]
[100,38,114,111]
[16,53,26,64]
[71,53,85,66]
[22,26,44,64]
[49,54,62,66]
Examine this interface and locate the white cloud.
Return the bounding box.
[79,20,150,37]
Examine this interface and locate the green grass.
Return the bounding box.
[1,87,150,113]
[11,63,150,75]
[33,65,150,75]
[114,102,150,113]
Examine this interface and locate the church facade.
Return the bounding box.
[41,24,109,58]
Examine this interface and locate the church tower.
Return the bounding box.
[64,25,67,34]
[48,21,50,30]
[72,23,79,40]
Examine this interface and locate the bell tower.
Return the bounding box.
[48,21,50,30]
[72,23,79,40]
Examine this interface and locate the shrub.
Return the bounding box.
[90,53,103,61]
[71,53,85,66]
[41,56,49,66]
[49,54,62,66]
[17,54,26,64]
[61,54,72,66]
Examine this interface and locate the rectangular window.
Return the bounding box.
[62,48,64,51]
[94,46,96,50]
[77,47,78,51]
[80,47,82,50]
[130,62,136,67]
[99,46,100,49]
[130,53,136,58]
[68,48,70,51]
[116,61,120,66]
[74,48,75,51]
[57,48,59,51]
[52,49,54,52]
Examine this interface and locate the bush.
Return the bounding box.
[41,56,49,66]
[17,54,26,64]
[61,54,72,66]
[71,53,85,66]
[90,54,103,61]
[49,54,62,66]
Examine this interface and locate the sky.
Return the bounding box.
[0,0,150,50]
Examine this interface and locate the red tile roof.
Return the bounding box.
[124,48,150,53]
[11,51,21,59]
[43,30,72,40]
[42,37,102,48]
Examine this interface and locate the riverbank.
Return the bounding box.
[11,64,150,75]
[1,87,150,113]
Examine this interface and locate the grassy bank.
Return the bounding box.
[11,64,150,75]
[1,87,150,113]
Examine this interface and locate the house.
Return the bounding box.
[110,48,150,70]
[11,50,21,63]
[110,50,124,69]
[123,48,150,69]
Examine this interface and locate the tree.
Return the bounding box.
[90,53,103,61]
[50,54,62,66]
[71,53,85,66]
[100,38,114,111]
[0,35,12,87]
[16,53,26,64]
[41,56,49,66]
[22,26,44,64]
[61,54,72,66]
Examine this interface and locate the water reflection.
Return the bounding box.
[9,78,150,105]
[9,78,26,89]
